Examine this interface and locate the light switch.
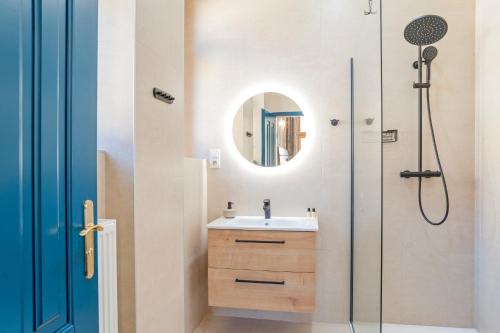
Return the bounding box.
[209,149,221,169]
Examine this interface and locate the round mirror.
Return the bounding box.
[232,92,307,167]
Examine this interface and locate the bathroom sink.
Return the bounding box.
[207,216,318,232]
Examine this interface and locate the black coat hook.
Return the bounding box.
[153,88,175,104]
[330,119,340,126]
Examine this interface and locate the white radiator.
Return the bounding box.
[98,219,118,333]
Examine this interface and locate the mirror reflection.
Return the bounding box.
[232,93,307,167]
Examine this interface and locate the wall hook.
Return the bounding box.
[330,119,340,126]
[153,88,175,104]
[365,118,375,125]
[364,0,377,15]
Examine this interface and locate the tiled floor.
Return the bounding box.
[194,316,479,333]
[193,315,350,333]
[383,324,478,333]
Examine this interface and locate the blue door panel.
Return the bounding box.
[0,1,34,332]
[0,0,99,332]
[0,1,27,332]
[35,0,69,330]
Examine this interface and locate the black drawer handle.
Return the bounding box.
[235,239,286,244]
[235,278,285,285]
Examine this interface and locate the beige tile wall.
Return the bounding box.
[134,0,185,331]
[97,0,136,331]
[475,1,500,332]
[382,0,476,327]
[185,0,381,324]
[184,158,209,332]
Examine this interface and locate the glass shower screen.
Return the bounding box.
[350,1,383,332]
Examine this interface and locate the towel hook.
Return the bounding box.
[330,119,340,127]
[364,0,377,15]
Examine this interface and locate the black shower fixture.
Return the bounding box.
[404,15,448,46]
[401,15,450,226]
[413,46,439,70]
[422,46,438,63]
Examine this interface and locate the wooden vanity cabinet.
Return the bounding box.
[208,229,316,313]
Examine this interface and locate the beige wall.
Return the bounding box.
[97,0,136,331]
[475,0,500,332]
[184,158,209,332]
[186,0,381,323]
[99,0,186,331]
[134,0,185,331]
[382,0,476,327]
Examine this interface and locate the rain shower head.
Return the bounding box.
[404,15,448,46]
[422,46,438,63]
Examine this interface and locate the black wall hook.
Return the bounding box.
[330,119,340,126]
[153,88,175,104]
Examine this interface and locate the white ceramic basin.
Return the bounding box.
[207,216,319,232]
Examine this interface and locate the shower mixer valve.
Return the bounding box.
[400,170,442,179]
[413,82,431,89]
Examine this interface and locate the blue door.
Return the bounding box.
[0,0,99,332]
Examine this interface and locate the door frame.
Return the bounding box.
[260,108,304,167]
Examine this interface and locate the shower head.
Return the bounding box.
[422,46,438,63]
[422,46,438,82]
[404,15,448,46]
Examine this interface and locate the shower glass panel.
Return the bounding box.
[350,0,382,332]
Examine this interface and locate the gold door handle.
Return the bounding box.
[80,200,103,279]
[79,224,104,237]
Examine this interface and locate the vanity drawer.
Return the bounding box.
[208,230,316,273]
[208,268,315,313]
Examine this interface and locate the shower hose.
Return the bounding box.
[418,87,450,225]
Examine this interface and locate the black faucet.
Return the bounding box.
[263,199,271,219]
